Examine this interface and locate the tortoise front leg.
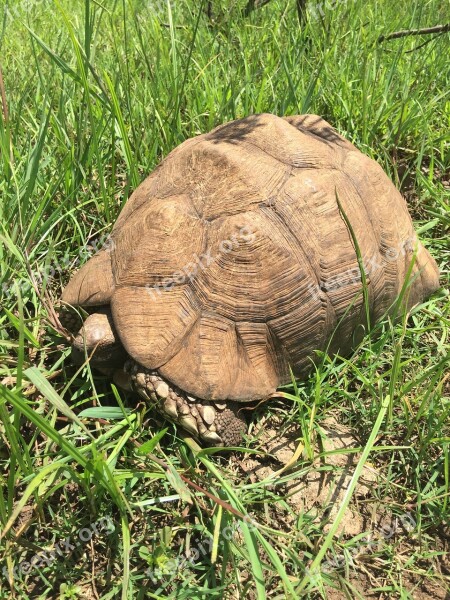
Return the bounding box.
[124,360,247,447]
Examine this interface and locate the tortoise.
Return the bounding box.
[61,113,440,447]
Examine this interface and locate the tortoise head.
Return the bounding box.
[71,309,128,379]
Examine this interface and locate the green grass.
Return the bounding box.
[0,0,449,598]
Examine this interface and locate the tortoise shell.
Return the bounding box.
[62,113,440,401]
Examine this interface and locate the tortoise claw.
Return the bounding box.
[201,431,223,445]
[179,415,199,436]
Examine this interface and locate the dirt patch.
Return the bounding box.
[324,572,449,600]
[239,414,449,598]
[241,414,378,537]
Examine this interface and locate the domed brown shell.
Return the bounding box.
[62,113,440,401]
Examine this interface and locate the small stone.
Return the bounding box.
[213,402,227,410]
[155,381,169,399]
[187,395,197,403]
